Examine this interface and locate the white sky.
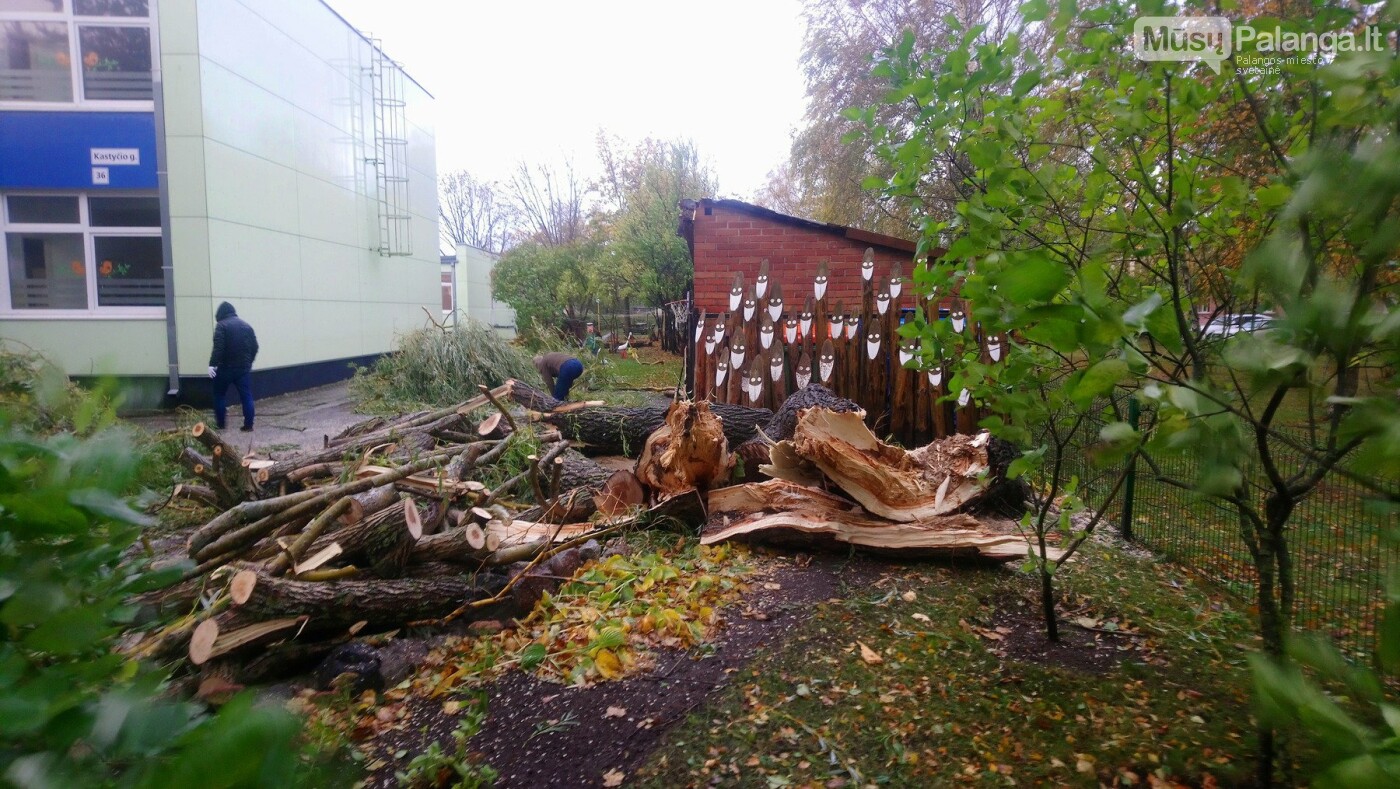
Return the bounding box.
[326,0,810,200]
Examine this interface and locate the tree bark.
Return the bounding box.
[636,400,734,499]
[236,573,507,632]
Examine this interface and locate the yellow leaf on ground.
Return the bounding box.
[858,641,883,665]
[605,706,627,718]
[602,767,625,787]
[901,590,917,602]
[595,649,623,679]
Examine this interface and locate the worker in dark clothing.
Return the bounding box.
[534,351,584,400]
[208,301,259,432]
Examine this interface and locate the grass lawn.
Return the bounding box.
[634,542,1266,788]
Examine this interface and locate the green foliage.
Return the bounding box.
[492,238,604,338]
[349,319,537,413]
[862,0,1399,778]
[0,388,309,787]
[1252,560,1400,788]
[0,346,120,437]
[395,695,496,789]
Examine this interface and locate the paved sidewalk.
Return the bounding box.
[126,380,363,455]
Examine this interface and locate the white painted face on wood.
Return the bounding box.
[755,260,770,299]
[704,336,717,355]
[928,366,943,387]
[899,340,917,368]
[799,301,813,338]
[746,366,765,404]
[888,265,903,299]
[862,249,875,281]
[814,261,829,301]
[958,388,971,407]
[783,317,798,344]
[767,296,782,322]
[694,313,705,343]
[713,319,726,347]
[866,327,882,360]
[988,338,1002,362]
[845,319,859,340]
[876,291,891,316]
[730,340,746,370]
[728,274,743,312]
[951,309,966,333]
[819,340,836,383]
[715,359,728,387]
[759,319,774,350]
[768,353,784,382]
[742,294,757,322]
[796,352,812,390]
[829,314,843,339]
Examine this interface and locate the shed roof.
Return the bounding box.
[680,198,918,254]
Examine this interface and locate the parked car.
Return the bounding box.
[1202,313,1274,337]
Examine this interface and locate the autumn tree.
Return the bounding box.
[438,169,516,254]
[774,0,1041,235]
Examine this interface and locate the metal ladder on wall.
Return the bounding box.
[366,41,412,257]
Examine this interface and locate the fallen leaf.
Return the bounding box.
[1076,755,1096,774]
[441,700,460,716]
[901,590,917,602]
[1075,616,1100,629]
[602,767,625,787]
[763,582,782,591]
[858,642,883,665]
[912,613,931,623]
[605,706,627,719]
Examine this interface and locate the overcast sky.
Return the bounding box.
[326,0,810,199]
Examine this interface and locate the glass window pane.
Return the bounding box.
[74,0,149,17]
[94,235,161,306]
[78,25,149,100]
[7,195,79,223]
[0,2,64,12]
[88,195,157,227]
[6,232,87,309]
[0,21,73,102]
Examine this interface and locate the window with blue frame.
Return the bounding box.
[0,0,151,104]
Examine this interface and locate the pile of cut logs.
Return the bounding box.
[127,379,1050,688]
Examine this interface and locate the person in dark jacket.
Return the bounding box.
[208,301,259,431]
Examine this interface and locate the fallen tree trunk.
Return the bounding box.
[703,480,1058,562]
[790,409,991,522]
[509,379,772,457]
[235,573,507,632]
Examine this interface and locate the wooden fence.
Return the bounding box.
[686,251,1000,446]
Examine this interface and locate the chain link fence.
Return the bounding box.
[1070,399,1398,659]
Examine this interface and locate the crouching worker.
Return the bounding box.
[534,351,584,401]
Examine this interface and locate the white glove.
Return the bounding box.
[208,366,217,379]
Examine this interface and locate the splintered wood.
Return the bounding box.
[703,407,1058,563]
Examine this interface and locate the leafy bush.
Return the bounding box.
[0,346,119,436]
[350,320,537,412]
[0,386,311,787]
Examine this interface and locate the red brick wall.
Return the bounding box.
[690,204,915,313]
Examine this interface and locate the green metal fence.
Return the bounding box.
[1074,402,1398,659]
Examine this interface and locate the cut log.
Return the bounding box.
[594,470,645,517]
[508,379,771,456]
[790,409,991,522]
[636,400,734,499]
[411,523,489,564]
[477,411,512,440]
[236,573,507,631]
[703,480,1058,562]
[229,569,257,605]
